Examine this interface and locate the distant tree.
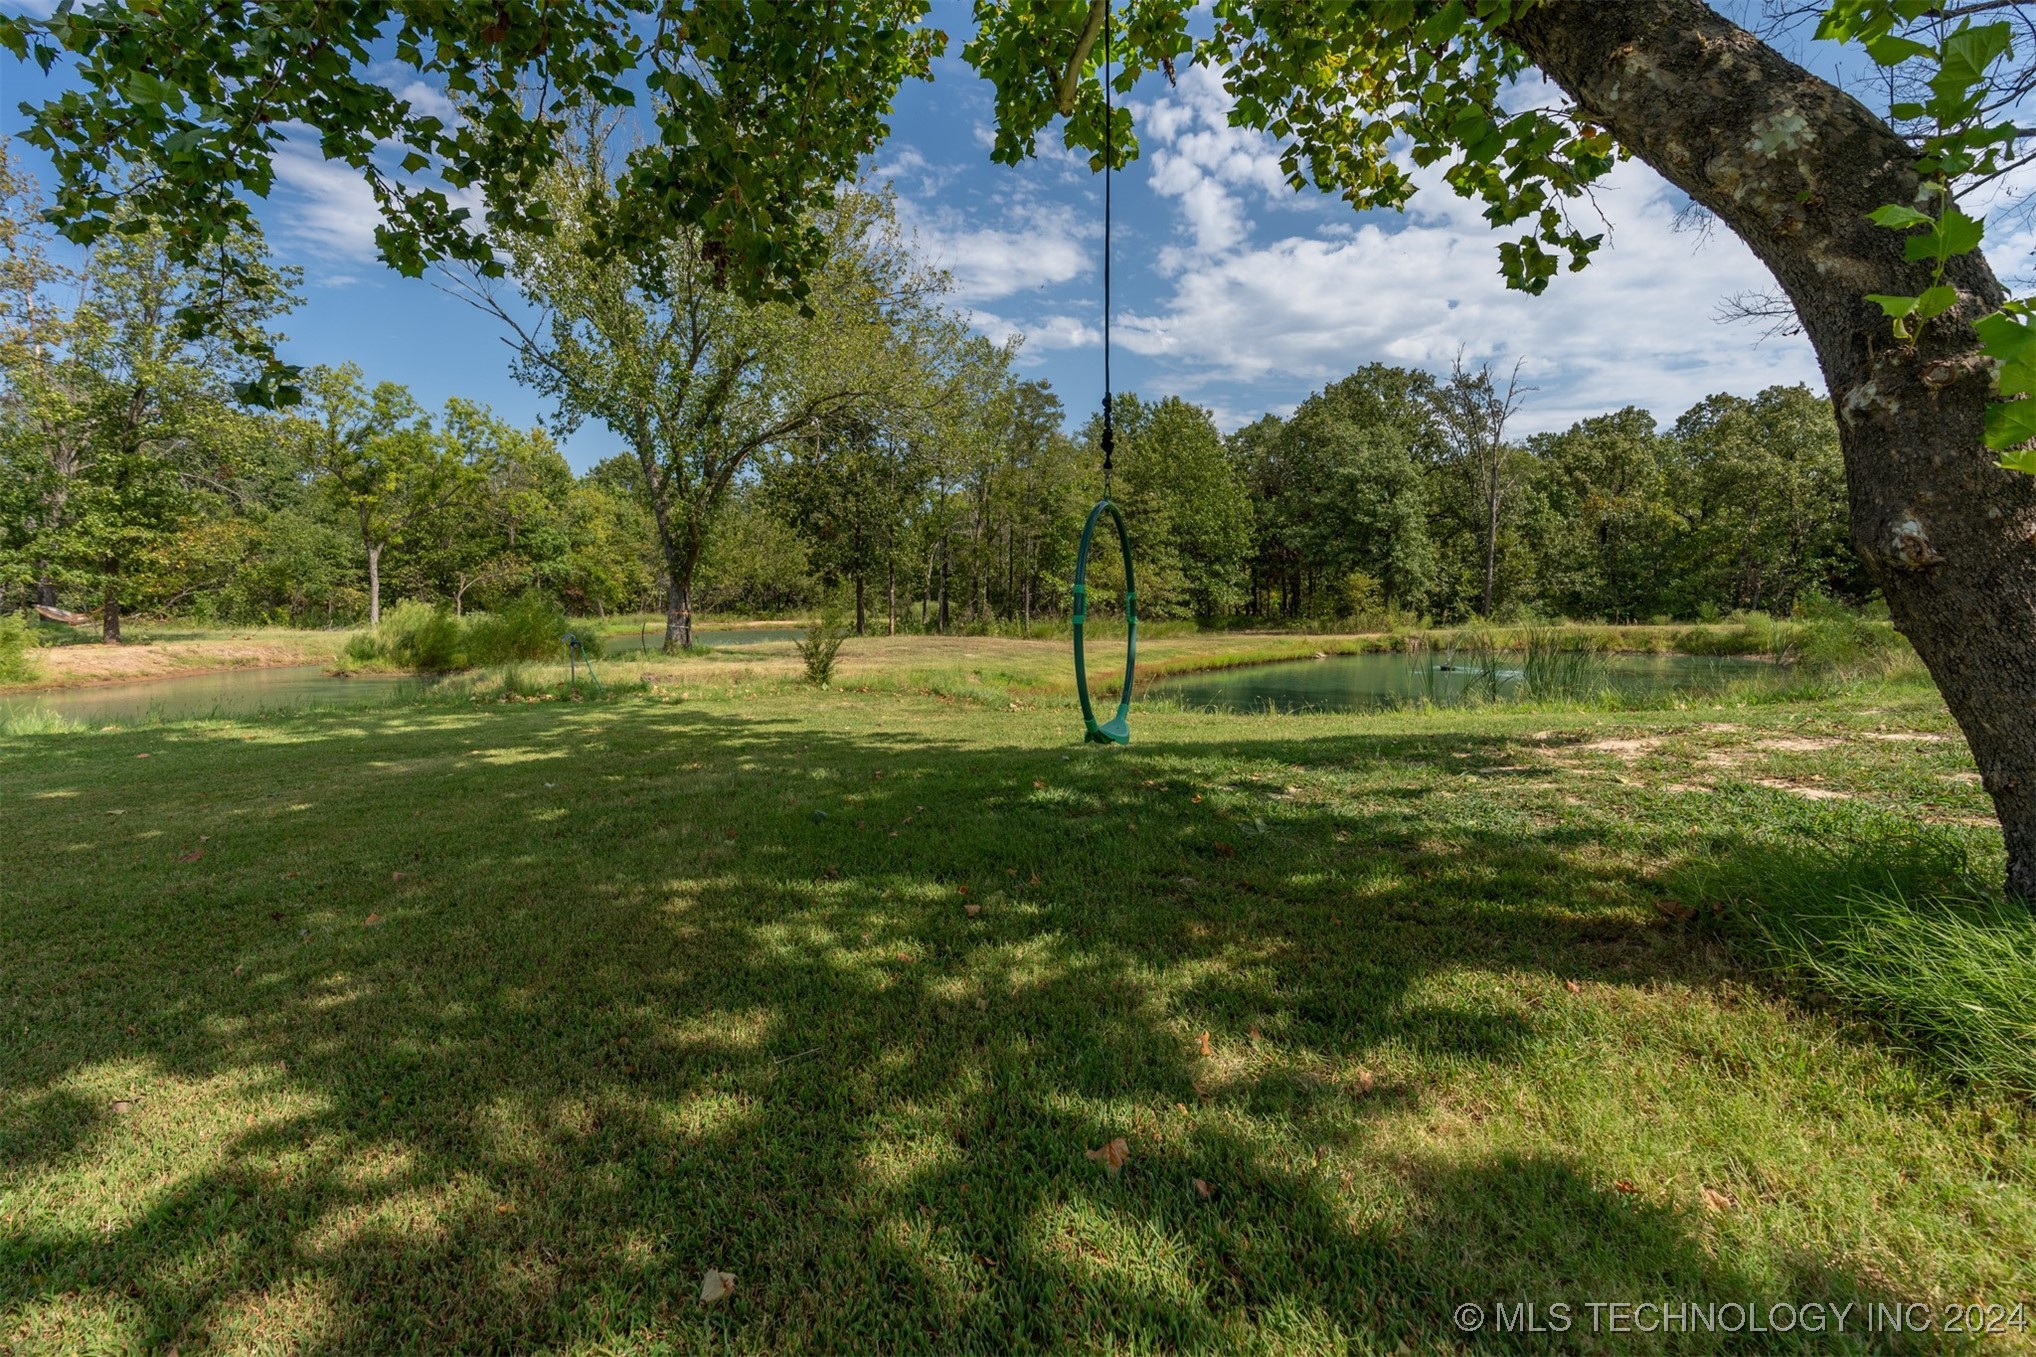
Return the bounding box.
[768,413,923,635]
[1667,386,1859,615]
[1529,407,1679,620]
[454,122,942,650]
[297,365,476,627]
[1082,394,1252,620]
[12,214,296,639]
[1261,365,1440,618]
[1428,355,1529,620]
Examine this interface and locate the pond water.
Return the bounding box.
[595,627,805,653]
[3,667,423,727]
[1146,651,1770,714]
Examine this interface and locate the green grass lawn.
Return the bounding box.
[3,657,2032,1353]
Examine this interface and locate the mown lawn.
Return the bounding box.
[3,659,2032,1353]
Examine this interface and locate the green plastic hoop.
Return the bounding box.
[1072,498,1137,745]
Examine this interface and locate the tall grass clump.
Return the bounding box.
[467,591,575,665]
[1520,624,1608,702]
[796,599,852,685]
[343,602,466,672]
[1742,881,2036,1098]
[1695,835,2036,1098]
[343,592,579,673]
[0,612,43,684]
[0,705,79,735]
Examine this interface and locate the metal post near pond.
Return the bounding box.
[563,633,602,696]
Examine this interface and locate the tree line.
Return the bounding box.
[1,137,1862,646]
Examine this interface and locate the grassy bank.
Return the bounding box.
[2,653,2031,1353]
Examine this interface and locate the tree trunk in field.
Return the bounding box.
[366,541,383,628]
[101,579,121,643]
[35,572,56,609]
[665,575,693,652]
[1502,0,2036,898]
[1482,458,1501,617]
[938,541,951,633]
[888,562,896,636]
[854,574,866,637]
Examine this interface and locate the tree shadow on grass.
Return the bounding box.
[0,702,1988,1352]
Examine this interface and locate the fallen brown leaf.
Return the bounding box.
[1193,1177,1213,1201]
[365,913,383,926]
[1191,793,1203,803]
[1613,1179,1639,1195]
[1086,1137,1129,1177]
[1564,980,1581,995]
[964,903,982,917]
[1198,1030,1213,1057]
[177,849,203,864]
[1351,1069,1377,1094]
[111,1099,134,1115]
[1702,1187,1735,1212]
[391,871,405,881]
[1652,898,1697,921]
[700,1269,737,1304]
[1213,841,1235,859]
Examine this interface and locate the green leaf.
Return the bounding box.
[1939,22,2014,93]
[1985,398,2036,454]
[1867,203,1931,230]
[1977,310,2036,364]
[1997,443,2036,474]
[1865,292,1922,319]
[1995,359,2036,399]
[1914,285,1958,320]
[1863,33,1934,65]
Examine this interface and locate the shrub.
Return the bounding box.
[467,591,569,666]
[0,613,43,685]
[795,600,852,686]
[345,602,466,672]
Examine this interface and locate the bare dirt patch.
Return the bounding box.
[1573,736,1662,759]
[1753,778,1852,801]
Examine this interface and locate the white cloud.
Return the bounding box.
[894,193,1093,303]
[271,136,387,266]
[268,125,487,285]
[1111,82,1828,433]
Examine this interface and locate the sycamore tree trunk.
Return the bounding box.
[101,577,121,644]
[1503,0,2036,897]
[366,541,383,628]
[662,528,704,652]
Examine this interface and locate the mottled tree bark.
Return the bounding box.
[1502,0,2036,898]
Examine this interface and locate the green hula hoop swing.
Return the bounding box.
[1073,1,1134,746]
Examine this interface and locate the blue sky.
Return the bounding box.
[1,2,1977,470]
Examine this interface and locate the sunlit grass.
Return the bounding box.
[1,662,2030,1353]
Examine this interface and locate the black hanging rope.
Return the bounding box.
[1100,1,1114,499]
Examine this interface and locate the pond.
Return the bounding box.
[3,667,424,727]
[1145,651,1771,714]
[594,626,805,653]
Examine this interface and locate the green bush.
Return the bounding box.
[344,602,466,672]
[466,591,569,666]
[795,600,852,686]
[343,592,586,673]
[0,613,43,685]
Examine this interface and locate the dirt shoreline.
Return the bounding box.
[5,637,344,693]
